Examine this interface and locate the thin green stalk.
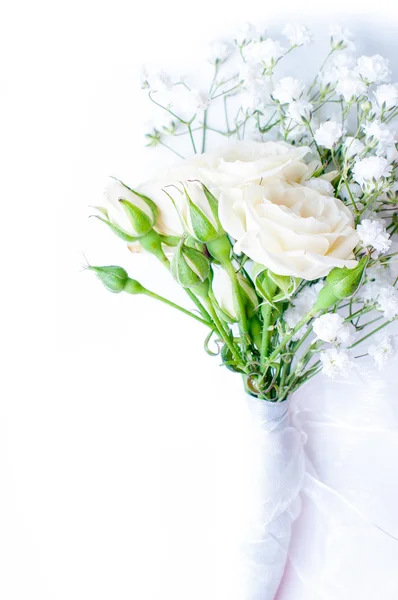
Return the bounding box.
[260,304,273,364]
[203,298,246,370]
[265,312,314,368]
[188,124,197,153]
[224,260,249,352]
[349,320,393,348]
[144,290,211,327]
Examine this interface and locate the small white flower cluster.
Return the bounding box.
[313,314,355,378]
[284,283,324,340]
[356,219,392,255]
[368,336,395,369]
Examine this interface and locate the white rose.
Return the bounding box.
[180,141,311,188]
[219,180,359,280]
[137,141,313,234]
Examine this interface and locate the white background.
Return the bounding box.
[2,1,398,598]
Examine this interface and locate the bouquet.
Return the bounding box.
[87,23,398,599]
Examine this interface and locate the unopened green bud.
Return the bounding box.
[171,240,210,290]
[94,178,158,241]
[361,100,372,114]
[252,265,300,305]
[237,273,259,316]
[88,265,145,295]
[184,182,224,243]
[207,234,232,264]
[119,198,155,237]
[313,257,368,311]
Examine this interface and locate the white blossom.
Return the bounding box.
[359,264,394,304]
[142,68,173,92]
[208,41,232,64]
[314,121,343,148]
[357,219,392,254]
[285,124,309,143]
[329,26,355,51]
[272,77,304,104]
[320,348,354,378]
[344,136,365,158]
[285,283,324,339]
[246,38,286,67]
[304,178,334,195]
[373,84,398,111]
[313,313,355,346]
[352,156,392,189]
[336,71,367,102]
[286,99,313,124]
[235,22,260,46]
[368,336,395,369]
[362,120,397,155]
[356,55,391,84]
[377,286,398,320]
[321,53,355,86]
[283,23,313,47]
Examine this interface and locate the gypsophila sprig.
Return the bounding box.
[89,25,398,401]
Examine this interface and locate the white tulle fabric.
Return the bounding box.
[236,364,398,600]
[276,368,398,600]
[238,395,305,600]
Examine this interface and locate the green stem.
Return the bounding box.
[144,290,211,327]
[155,251,213,324]
[260,304,273,364]
[265,312,314,368]
[203,298,246,370]
[188,124,197,153]
[349,320,393,348]
[224,260,249,351]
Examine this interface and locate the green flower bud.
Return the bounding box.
[88,265,145,295]
[171,240,210,290]
[93,177,158,241]
[184,182,224,243]
[252,264,300,305]
[313,257,368,311]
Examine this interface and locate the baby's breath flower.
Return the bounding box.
[246,38,286,68]
[284,124,309,144]
[320,348,354,378]
[377,286,398,320]
[314,121,343,148]
[282,23,313,47]
[344,136,365,158]
[313,313,355,346]
[272,77,304,104]
[284,283,324,339]
[286,99,313,124]
[352,156,392,189]
[329,26,355,51]
[336,71,367,102]
[321,53,355,86]
[357,219,392,254]
[143,69,174,92]
[235,22,260,46]
[362,120,397,154]
[356,55,391,84]
[368,336,395,369]
[373,83,398,111]
[207,41,232,65]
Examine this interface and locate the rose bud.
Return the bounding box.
[212,266,259,322]
[171,239,210,295]
[252,264,300,305]
[93,177,158,241]
[88,265,145,294]
[313,256,369,311]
